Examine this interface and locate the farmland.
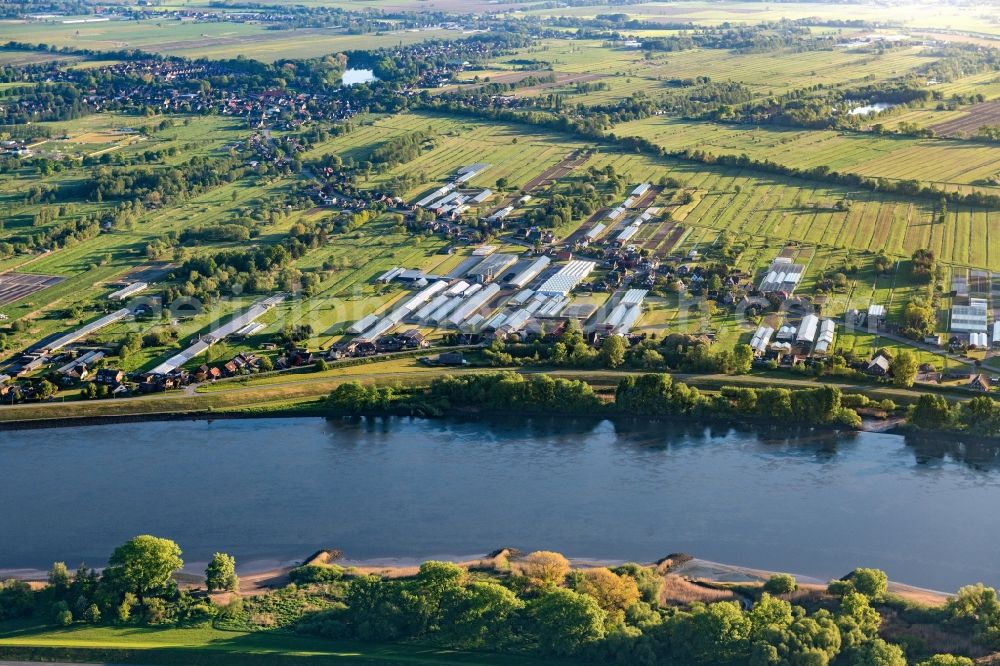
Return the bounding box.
[509,40,937,102]
[0,0,997,411]
[0,18,458,61]
[614,116,1000,193]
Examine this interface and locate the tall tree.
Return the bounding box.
[889,350,918,388]
[520,551,571,588]
[105,535,183,602]
[205,552,239,593]
[528,588,606,655]
[600,335,627,369]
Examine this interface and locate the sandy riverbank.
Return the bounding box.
[1,551,954,606]
[226,552,955,606]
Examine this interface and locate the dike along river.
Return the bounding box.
[2,416,999,591]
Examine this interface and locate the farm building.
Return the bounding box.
[468,253,518,283]
[867,354,891,376]
[750,325,774,354]
[952,276,969,298]
[44,308,132,353]
[951,299,988,333]
[376,267,403,283]
[488,206,514,223]
[108,282,148,301]
[415,185,453,208]
[620,289,648,306]
[507,256,551,289]
[446,280,472,296]
[233,321,265,338]
[584,223,607,243]
[776,325,797,341]
[448,283,501,326]
[414,294,451,321]
[427,298,463,325]
[359,317,397,342]
[400,280,449,311]
[499,309,532,334]
[456,163,490,183]
[150,295,284,375]
[536,296,569,318]
[636,207,659,223]
[484,311,508,330]
[600,291,647,334]
[607,206,627,221]
[537,260,597,297]
[759,259,805,293]
[616,306,643,335]
[471,189,493,204]
[601,304,634,333]
[393,269,437,283]
[813,319,836,355]
[631,183,651,197]
[462,314,486,331]
[348,314,379,335]
[509,289,535,306]
[56,350,105,377]
[796,314,819,343]
[969,332,990,349]
[616,224,640,244]
[992,321,1000,347]
[969,374,992,392]
[430,192,462,209]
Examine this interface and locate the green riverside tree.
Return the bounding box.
[205,552,239,593]
[105,535,183,603]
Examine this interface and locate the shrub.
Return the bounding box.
[51,601,72,626]
[763,574,798,595]
[289,564,345,585]
[520,551,571,587]
[850,568,888,600]
[82,604,101,624]
[142,598,168,624]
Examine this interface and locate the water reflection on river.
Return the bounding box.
[1,416,997,590]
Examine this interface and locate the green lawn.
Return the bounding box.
[0,620,551,665]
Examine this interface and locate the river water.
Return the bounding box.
[1,417,998,590]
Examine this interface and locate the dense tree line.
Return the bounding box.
[368,131,434,171]
[484,325,754,376]
[0,82,86,124]
[641,20,837,54]
[521,182,607,228]
[171,243,294,300]
[909,394,1000,437]
[615,373,861,427]
[326,370,861,429]
[80,155,250,205]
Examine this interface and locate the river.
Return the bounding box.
[1,417,998,591]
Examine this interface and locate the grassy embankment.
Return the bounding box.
[0,354,944,425]
[0,618,554,665]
